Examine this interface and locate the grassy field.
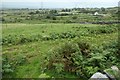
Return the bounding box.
[1,7,120,79]
[2,23,119,78]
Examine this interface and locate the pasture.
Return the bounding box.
[2,23,119,78]
[1,7,120,79]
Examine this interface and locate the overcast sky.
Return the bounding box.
[1,0,119,2]
[1,0,120,8]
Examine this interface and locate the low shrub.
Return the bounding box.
[42,42,93,78]
[72,16,77,19]
[2,32,78,45]
[42,41,120,78]
[2,34,43,45]
[2,54,27,78]
[2,56,14,75]
[88,25,117,34]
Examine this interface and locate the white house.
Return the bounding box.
[94,12,99,15]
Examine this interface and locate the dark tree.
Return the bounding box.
[36,10,40,14]
[101,7,105,12]
[29,12,34,15]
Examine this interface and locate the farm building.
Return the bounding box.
[93,12,106,16]
[94,12,99,15]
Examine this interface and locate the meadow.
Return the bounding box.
[1,7,120,79]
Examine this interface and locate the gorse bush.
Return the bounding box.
[88,25,117,34]
[2,32,78,45]
[13,54,27,65]
[72,16,77,19]
[2,54,27,78]
[59,31,77,39]
[42,40,120,78]
[2,34,43,45]
[103,41,120,59]
[2,57,14,75]
[77,41,91,57]
[44,42,81,73]
[49,33,60,40]
[42,42,92,78]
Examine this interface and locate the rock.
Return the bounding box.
[89,72,109,80]
[104,69,116,80]
[104,66,120,80]
[111,66,120,80]
[90,66,120,80]
[111,66,120,72]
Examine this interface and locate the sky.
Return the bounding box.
[1,0,120,8]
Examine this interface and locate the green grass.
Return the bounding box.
[2,23,118,78]
[1,7,119,79]
[2,23,98,35]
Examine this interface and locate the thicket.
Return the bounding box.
[2,54,27,78]
[41,41,120,78]
[2,32,79,45]
[88,25,117,34]
[2,40,119,78]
